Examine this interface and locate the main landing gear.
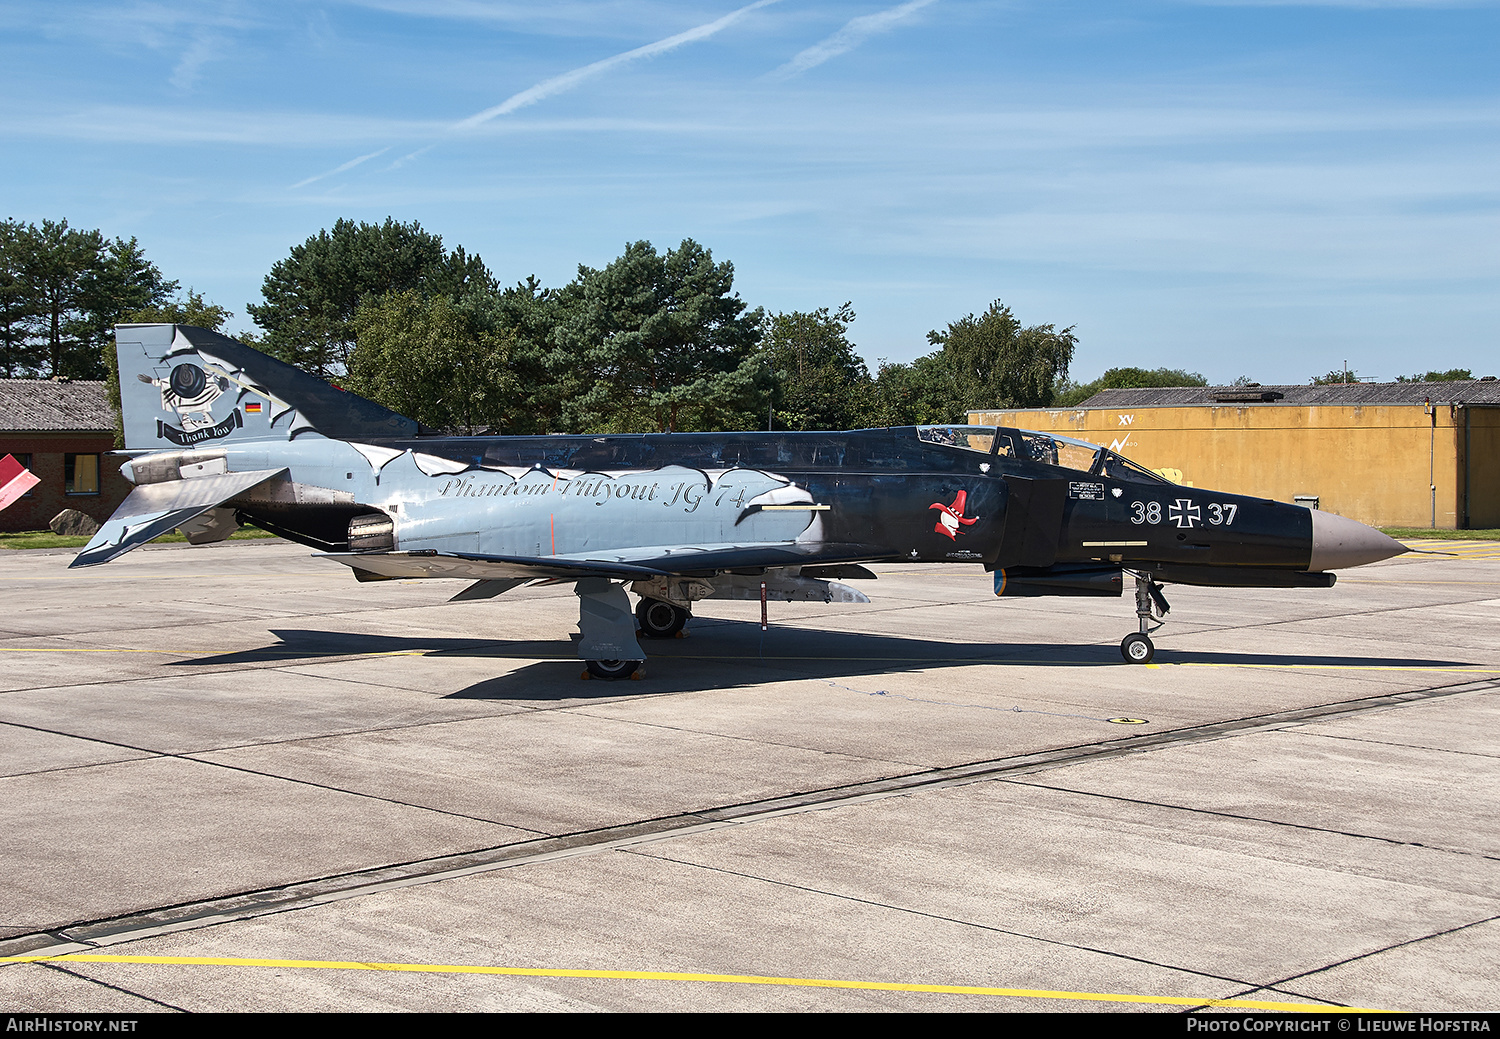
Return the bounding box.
[1121,573,1170,664]
[574,578,645,681]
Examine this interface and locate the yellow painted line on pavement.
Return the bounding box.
[3,648,1496,674]
[0,954,1380,1011]
[1161,663,1500,673]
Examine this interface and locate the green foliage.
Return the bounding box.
[1379,528,1500,541]
[247,217,493,379]
[864,300,1079,424]
[1395,369,1475,382]
[347,290,518,435]
[927,301,1077,412]
[869,352,963,426]
[762,303,873,430]
[125,289,233,332]
[0,217,176,379]
[1055,366,1208,406]
[1312,370,1351,385]
[555,240,766,433]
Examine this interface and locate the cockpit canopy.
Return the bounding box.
[915,425,1167,483]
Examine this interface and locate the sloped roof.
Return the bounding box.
[0,379,113,432]
[1076,381,1500,409]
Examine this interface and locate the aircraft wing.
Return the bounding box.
[70,468,289,568]
[318,542,887,583]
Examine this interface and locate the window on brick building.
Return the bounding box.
[65,453,99,495]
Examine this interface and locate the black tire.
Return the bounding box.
[586,659,642,681]
[1121,633,1155,664]
[636,598,688,639]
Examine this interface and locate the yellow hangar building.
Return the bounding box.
[971,381,1500,531]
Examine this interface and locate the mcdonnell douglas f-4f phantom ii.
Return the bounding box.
[73,324,1406,676]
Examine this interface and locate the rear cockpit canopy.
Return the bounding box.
[915,425,1167,483]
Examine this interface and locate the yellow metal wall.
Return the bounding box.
[1464,408,1500,528]
[969,403,1499,529]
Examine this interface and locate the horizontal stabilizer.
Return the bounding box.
[70,468,288,568]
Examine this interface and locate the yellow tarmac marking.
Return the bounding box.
[1161,663,1500,673]
[1,648,1496,673]
[0,954,1380,1011]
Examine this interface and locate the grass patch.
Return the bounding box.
[1381,528,1500,541]
[0,526,281,551]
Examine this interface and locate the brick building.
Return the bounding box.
[0,380,130,533]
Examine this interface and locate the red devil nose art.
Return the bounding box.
[929,490,979,540]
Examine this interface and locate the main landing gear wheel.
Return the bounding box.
[636,598,689,639]
[1121,632,1155,664]
[584,659,643,681]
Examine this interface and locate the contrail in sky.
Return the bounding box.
[290,0,779,188]
[772,0,937,79]
[453,0,783,131]
[289,146,391,189]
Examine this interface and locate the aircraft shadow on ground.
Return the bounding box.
[169,622,1481,701]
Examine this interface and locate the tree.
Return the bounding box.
[1055,366,1208,407]
[928,300,1077,413]
[480,276,579,435]
[761,303,873,430]
[347,290,517,434]
[0,218,176,379]
[555,240,766,433]
[0,219,31,378]
[869,352,964,426]
[1396,368,1475,382]
[247,218,494,379]
[123,289,233,332]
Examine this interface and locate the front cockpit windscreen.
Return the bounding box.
[916,425,998,454]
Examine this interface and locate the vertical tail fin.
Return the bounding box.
[114,324,417,450]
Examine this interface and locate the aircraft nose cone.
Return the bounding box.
[1308,509,1407,570]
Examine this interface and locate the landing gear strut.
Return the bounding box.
[575,578,645,681]
[1121,573,1170,664]
[636,597,689,639]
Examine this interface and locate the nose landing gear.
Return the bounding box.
[1121,573,1170,664]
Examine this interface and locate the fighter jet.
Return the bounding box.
[74,324,1406,675]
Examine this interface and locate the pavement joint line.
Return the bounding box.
[2,675,1493,961]
[35,959,188,1012]
[1004,779,1500,862]
[1210,912,1500,1012]
[631,848,1279,993]
[0,715,553,834]
[1283,728,1500,760]
[0,954,1384,1011]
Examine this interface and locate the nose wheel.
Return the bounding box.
[1120,632,1154,664]
[1121,573,1169,664]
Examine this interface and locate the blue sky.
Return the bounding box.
[2,0,1495,384]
